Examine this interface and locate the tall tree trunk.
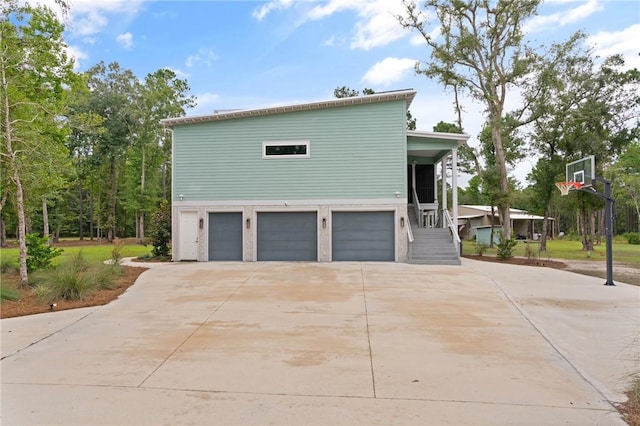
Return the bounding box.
[138,147,146,244]
[42,196,50,243]
[589,210,596,250]
[78,181,84,240]
[139,214,145,243]
[2,62,28,286]
[108,157,116,242]
[491,122,511,239]
[580,205,588,250]
[596,209,604,245]
[540,206,550,251]
[580,203,594,251]
[0,213,6,248]
[89,191,94,240]
[12,166,28,286]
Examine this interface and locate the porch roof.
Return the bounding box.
[407,130,470,162]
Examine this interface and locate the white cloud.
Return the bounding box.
[165,67,191,79]
[65,45,89,70]
[524,0,603,33]
[116,32,133,49]
[323,35,336,46]
[306,0,409,50]
[361,57,416,86]
[409,26,440,46]
[72,9,108,36]
[351,2,408,50]
[587,23,640,70]
[29,0,144,37]
[185,48,218,69]
[253,0,294,21]
[192,92,221,116]
[253,0,409,50]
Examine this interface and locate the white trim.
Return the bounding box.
[161,90,416,127]
[262,140,310,159]
[173,198,406,207]
[407,130,471,143]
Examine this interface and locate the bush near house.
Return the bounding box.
[26,233,63,272]
[624,232,640,245]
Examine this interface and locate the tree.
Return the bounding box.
[1,0,76,286]
[128,69,195,243]
[523,37,640,250]
[81,62,140,242]
[612,140,640,233]
[334,86,417,130]
[399,0,540,238]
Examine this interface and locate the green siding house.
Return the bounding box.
[162,90,469,264]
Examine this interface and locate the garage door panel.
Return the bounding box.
[257,212,317,261]
[209,212,243,261]
[332,211,394,261]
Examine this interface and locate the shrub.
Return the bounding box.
[496,237,518,260]
[111,239,125,265]
[150,199,172,258]
[26,233,63,272]
[624,232,640,245]
[32,284,52,302]
[1,284,19,301]
[1,256,18,273]
[93,264,122,290]
[474,243,489,256]
[68,251,89,272]
[48,254,92,300]
[524,242,535,260]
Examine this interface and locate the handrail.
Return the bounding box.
[443,209,461,245]
[407,215,414,243]
[412,186,422,228]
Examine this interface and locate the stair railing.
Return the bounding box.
[443,209,461,246]
[412,186,422,228]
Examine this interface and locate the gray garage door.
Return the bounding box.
[332,211,395,261]
[257,212,317,261]
[208,212,243,261]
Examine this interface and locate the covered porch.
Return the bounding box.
[406,130,470,258]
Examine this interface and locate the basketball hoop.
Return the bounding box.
[555,181,582,196]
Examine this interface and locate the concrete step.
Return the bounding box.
[409,258,461,265]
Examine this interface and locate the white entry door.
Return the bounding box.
[179,211,199,260]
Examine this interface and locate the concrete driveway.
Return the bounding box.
[2,259,638,425]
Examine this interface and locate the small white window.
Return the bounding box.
[263,141,310,159]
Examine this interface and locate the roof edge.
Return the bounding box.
[407,130,471,144]
[162,89,417,128]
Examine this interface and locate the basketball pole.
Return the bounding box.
[583,177,615,286]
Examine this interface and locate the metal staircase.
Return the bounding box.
[408,207,461,265]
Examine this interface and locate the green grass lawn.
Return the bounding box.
[0,243,151,266]
[462,238,640,265]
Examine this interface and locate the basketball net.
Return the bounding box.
[555,181,582,196]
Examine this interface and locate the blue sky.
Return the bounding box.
[52,0,640,184]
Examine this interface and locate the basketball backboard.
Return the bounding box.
[566,155,595,188]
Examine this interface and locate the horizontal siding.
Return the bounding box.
[173,100,407,201]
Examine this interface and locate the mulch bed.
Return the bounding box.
[463,255,568,269]
[0,266,147,319]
